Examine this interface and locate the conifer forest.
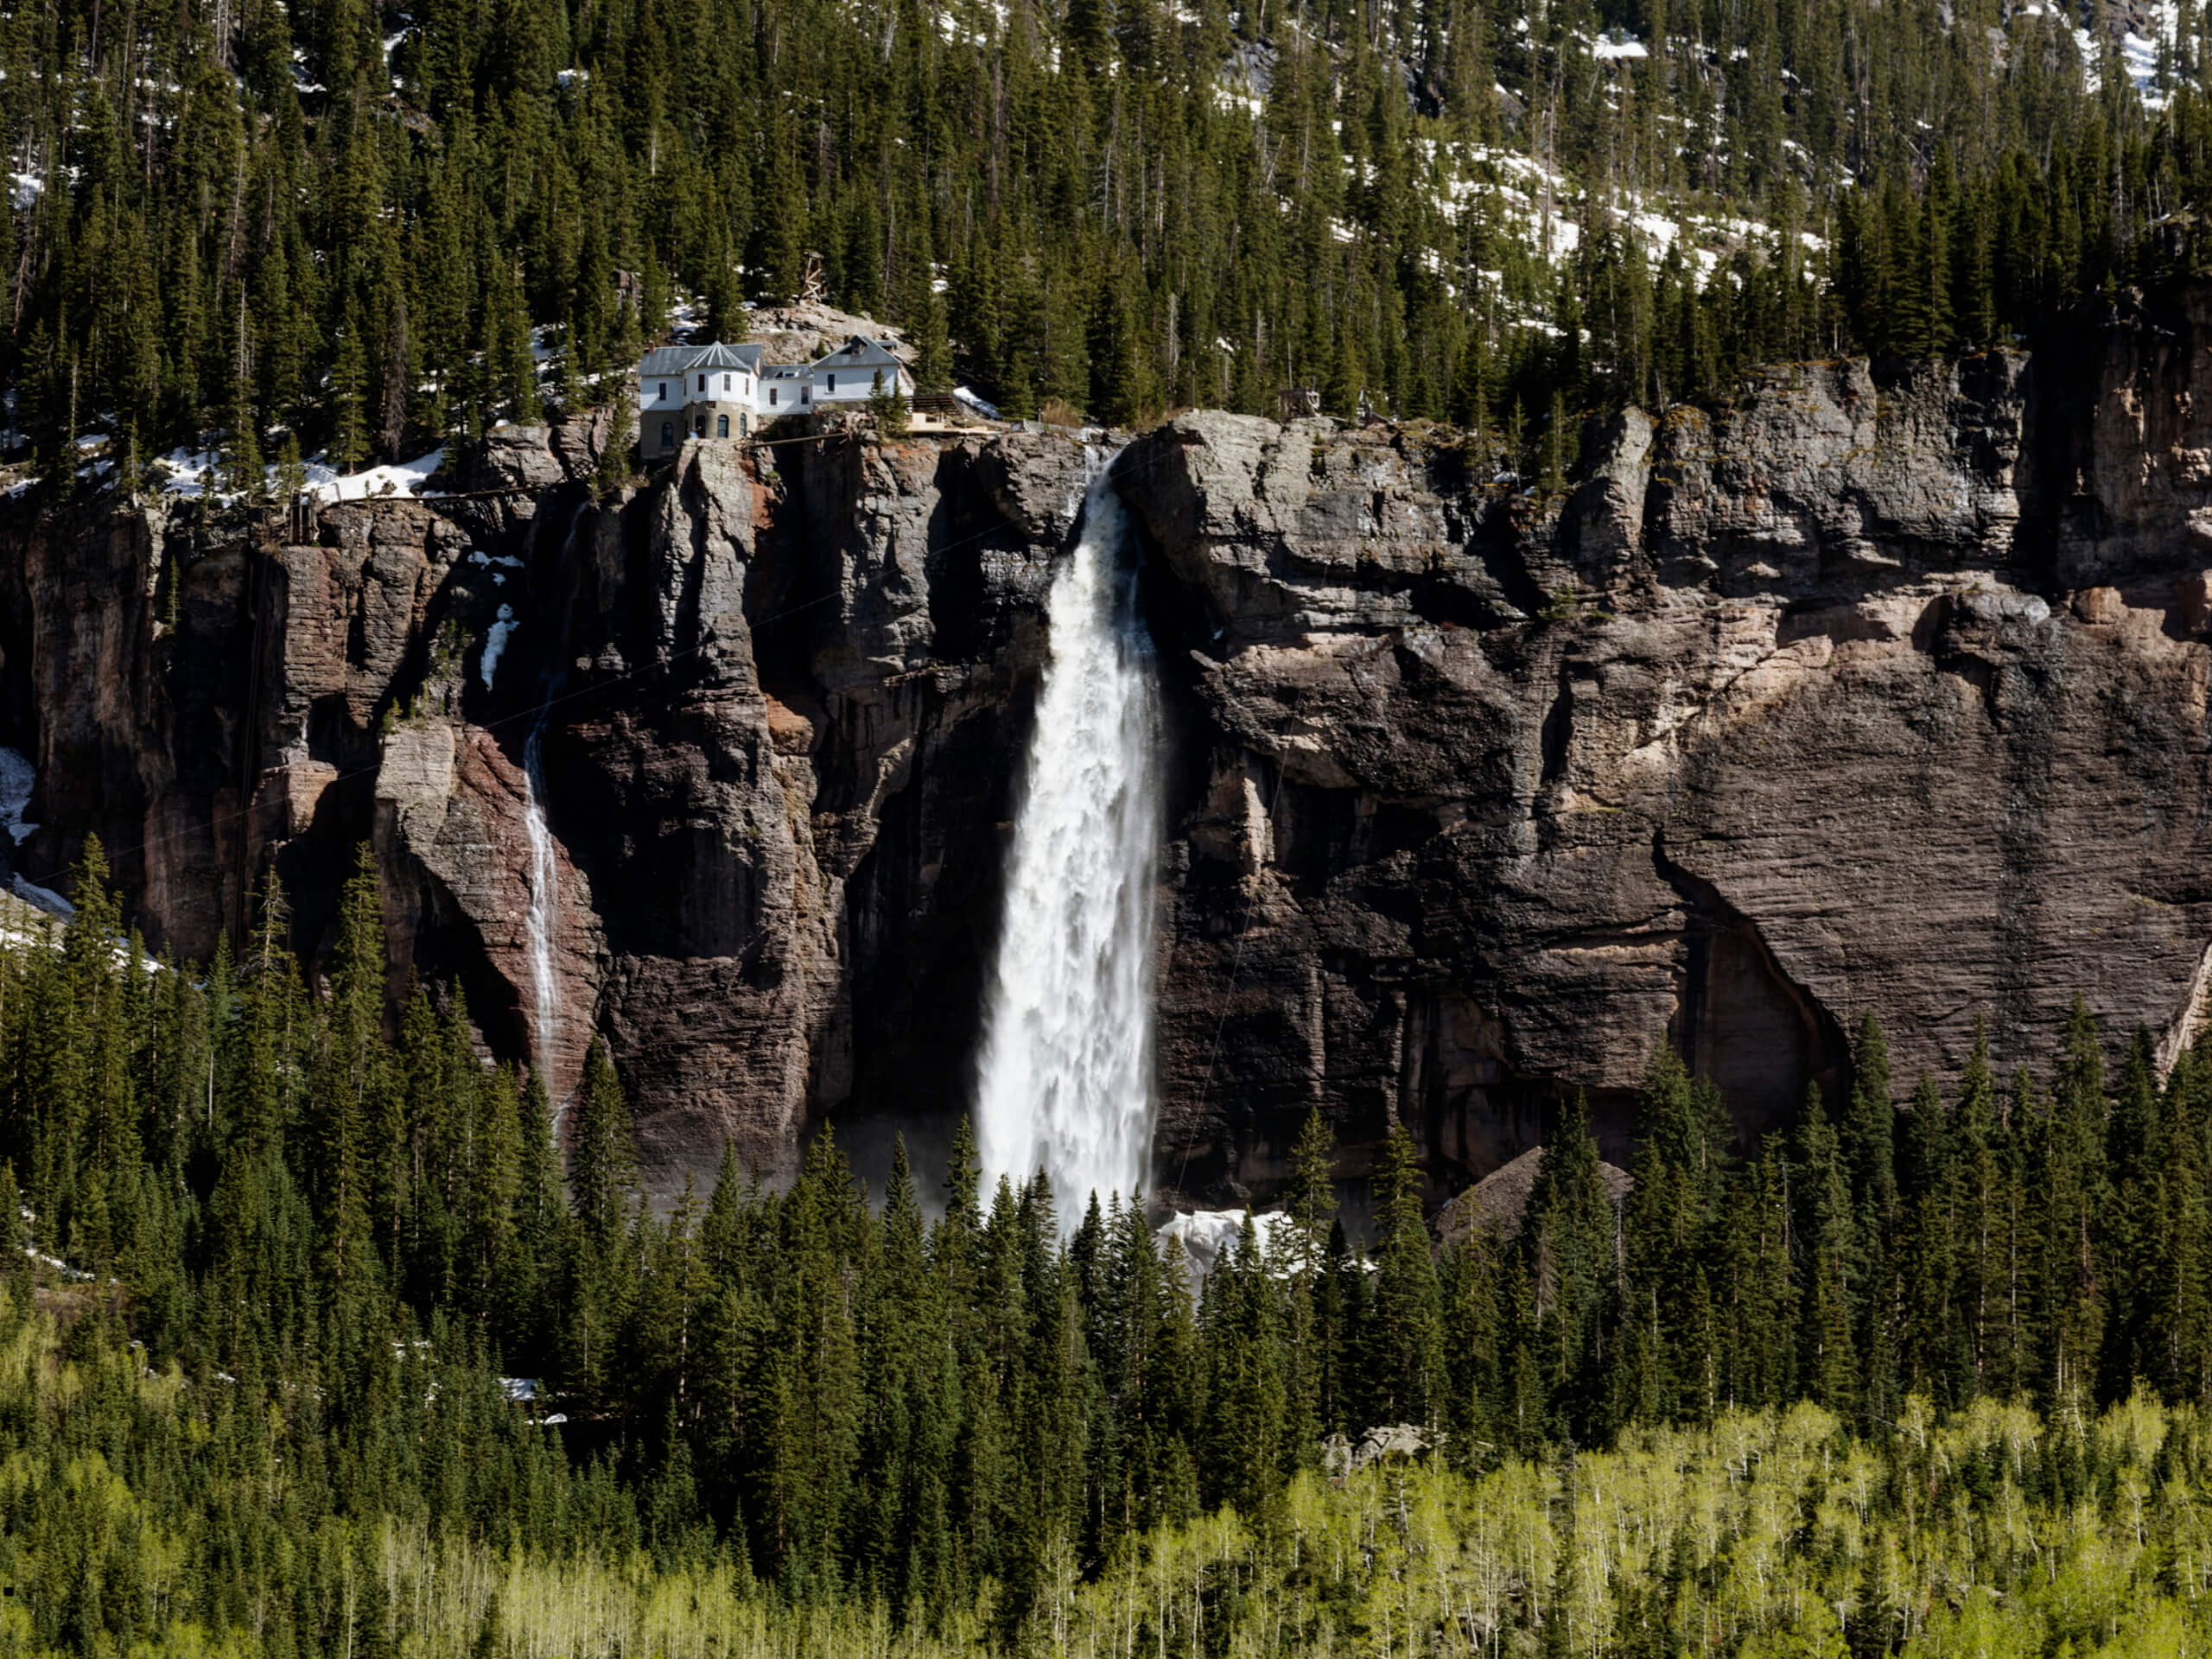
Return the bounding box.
[10,0,2212,1637]
[0,836,2210,1655]
[2,0,2210,474]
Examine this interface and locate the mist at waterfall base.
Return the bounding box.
[972,455,1165,1221]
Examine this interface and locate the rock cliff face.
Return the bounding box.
[10,289,2212,1211]
[1118,289,2212,1202]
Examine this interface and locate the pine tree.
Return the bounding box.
[1364,1119,1445,1427]
[1953,1020,2005,1395]
[1796,1083,1859,1416]
[1842,1012,1898,1424]
[2104,1027,2165,1396]
[311,843,385,1290]
[1897,1072,1966,1408]
[328,300,372,474]
[1615,1044,1732,1427]
[2041,995,2110,1406]
[1517,1094,1614,1441]
[915,290,954,391]
[567,1038,638,1245]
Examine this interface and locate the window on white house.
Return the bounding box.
[802,386,810,404]
[828,374,836,393]
[698,374,706,392]
[657,382,667,400]
[723,374,732,392]
[769,387,778,405]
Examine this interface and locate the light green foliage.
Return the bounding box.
[13,1283,2212,1659]
[9,855,2212,1651]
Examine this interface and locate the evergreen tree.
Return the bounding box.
[1516,1094,1614,1442]
[1796,1083,1859,1417]
[1363,1120,1445,1428]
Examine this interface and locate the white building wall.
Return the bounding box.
[811,365,911,402]
[639,374,681,420]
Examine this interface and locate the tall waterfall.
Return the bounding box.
[974,454,1163,1214]
[521,706,562,1134]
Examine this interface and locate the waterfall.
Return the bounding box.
[974,453,1163,1215]
[521,703,562,1134]
[518,503,587,1141]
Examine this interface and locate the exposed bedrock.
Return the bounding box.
[10,287,2212,1209]
[1118,289,2212,1204]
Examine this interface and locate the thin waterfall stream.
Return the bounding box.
[517,504,586,1142]
[521,700,562,1135]
[973,451,1163,1214]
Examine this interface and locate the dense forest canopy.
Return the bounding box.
[3,0,2212,492]
[7,841,2212,1651]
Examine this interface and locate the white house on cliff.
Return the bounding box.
[635,335,914,459]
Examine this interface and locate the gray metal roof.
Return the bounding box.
[639,346,697,376]
[637,341,766,376]
[809,335,905,372]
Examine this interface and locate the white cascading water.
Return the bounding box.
[521,709,562,1133]
[974,454,1163,1214]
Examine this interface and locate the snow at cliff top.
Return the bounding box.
[159,446,447,503]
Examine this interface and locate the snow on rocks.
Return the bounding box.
[158,444,447,505]
[480,605,518,690]
[0,747,37,848]
[0,747,69,918]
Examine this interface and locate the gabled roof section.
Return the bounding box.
[809,334,905,372]
[691,341,764,372]
[638,345,700,376]
[636,340,765,377]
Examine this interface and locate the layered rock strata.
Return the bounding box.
[7,289,2212,1210]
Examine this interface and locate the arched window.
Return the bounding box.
[716,415,729,438]
[741,415,749,436]
[660,422,674,449]
[694,414,706,437]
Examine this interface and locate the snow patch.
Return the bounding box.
[11,876,72,919]
[480,606,518,691]
[302,447,447,503]
[0,747,36,847]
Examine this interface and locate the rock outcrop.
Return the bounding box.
[1117,290,2212,1202]
[10,288,2212,1213]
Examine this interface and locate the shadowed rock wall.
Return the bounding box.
[9,290,2212,1210]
